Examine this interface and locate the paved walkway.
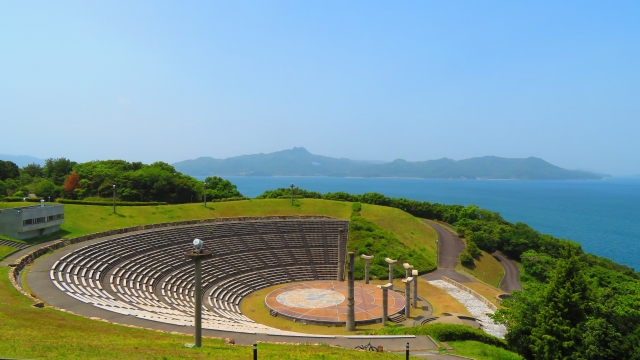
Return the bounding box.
[421,220,472,283]
[494,252,522,293]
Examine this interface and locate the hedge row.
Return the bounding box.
[367,323,507,349]
[57,199,168,206]
[1,197,43,202]
[207,197,250,203]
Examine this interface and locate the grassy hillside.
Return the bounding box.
[456,251,505,288]
[360,204,437,263]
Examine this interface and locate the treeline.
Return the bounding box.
[0,159,242,204]
[258,187,640,359]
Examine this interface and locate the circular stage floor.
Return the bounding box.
[264,281,405,325]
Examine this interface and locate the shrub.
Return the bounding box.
[208,197,250,203]
[57,199,167,206]
[467,240,482,258]
[460,251,475,267]
[352,202,362,213]
[367,323,508,348]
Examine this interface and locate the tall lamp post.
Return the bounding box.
[290,183,295,205]
[112,185,116,214]
[184,238,212,348]
[203,182,207,207]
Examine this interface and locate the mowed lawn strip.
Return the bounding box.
[0,245,18,259]
[456,251,505,288]
[447,340,523,360]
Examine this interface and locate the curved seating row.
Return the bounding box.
[50,219,348,334]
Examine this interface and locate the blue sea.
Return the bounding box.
[198,176,640,271]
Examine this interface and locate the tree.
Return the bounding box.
[43,158,76,185]
[492,283,545,359]
[0,160,19,181]
[470,231,497,253]
[203,176,243,200]
[63,171,81,198]
[22,163,43,178]
[34,178,57,198]
[0,179,6,197]
[529,251,593,359]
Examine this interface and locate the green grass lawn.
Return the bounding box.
[0,245,18,259]
[448,340,522,360]
[456,251,505,288]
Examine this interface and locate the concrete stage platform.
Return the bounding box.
[265,281,405,326]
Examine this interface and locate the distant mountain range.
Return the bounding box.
[0,154,45,167]
[173,147,609,180]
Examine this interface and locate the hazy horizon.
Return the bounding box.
[2,2,639,176]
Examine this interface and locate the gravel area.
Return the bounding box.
[428,280,507,339]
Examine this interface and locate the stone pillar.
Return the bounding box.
[412,269,419,308]
[402,277,413,318]
[403,263,413,279]
[403,263,414,309]
[378,283,393,326]
[337,229,345,281]
[346,252,355,331]
[361,254,374,284]
[385,258,397,290]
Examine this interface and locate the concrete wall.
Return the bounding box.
[0,204,65,239]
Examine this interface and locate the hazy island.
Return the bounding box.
[172,147,609,180]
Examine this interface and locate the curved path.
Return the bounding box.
[421,219,522,292]
[494,252,522,293]
[421,220,472,283]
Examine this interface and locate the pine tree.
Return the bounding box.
[530,250,592,359]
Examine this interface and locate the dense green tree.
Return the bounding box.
[43,158,76,185]
[0,179,6,197]
[520,250,557,282]
[33,178,57,198]
[529,251,593,359]
[203,176,243,200]
[470,231,497,253]
[115,162,199,203]
[492,283,545,359]
[21,163,43,178]
[0,160,19,181]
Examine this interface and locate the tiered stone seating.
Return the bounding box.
[49,219,348,334]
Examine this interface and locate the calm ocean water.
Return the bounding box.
[198,176,640,271]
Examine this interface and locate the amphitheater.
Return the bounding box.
[26,216,433,350]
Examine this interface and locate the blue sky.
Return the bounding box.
[1,1,639,175]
